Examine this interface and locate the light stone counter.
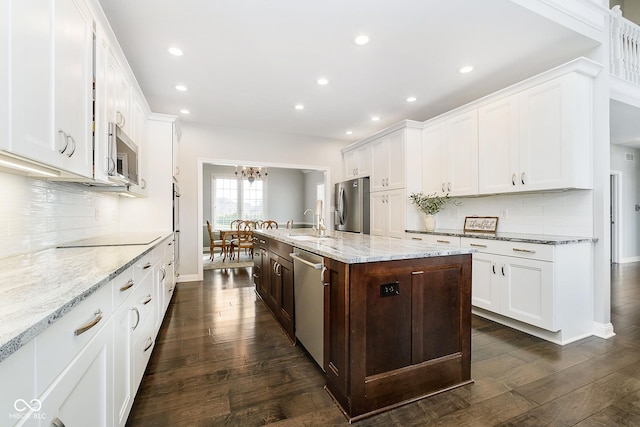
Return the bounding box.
[0,232,172,363]
[254,229,475,264]
[406,229,598,245]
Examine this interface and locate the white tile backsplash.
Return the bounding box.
[0,172,120,258]
[435,189,593,237]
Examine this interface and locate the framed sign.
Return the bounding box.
[463,216,499,233]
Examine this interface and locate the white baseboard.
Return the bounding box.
[176,273,200,283]
[592,322,616,339]
[620,256,640,263]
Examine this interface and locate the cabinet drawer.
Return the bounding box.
[113,265,135,308]
[268,238,292,261]
[133,251,155,284]
[461,238,554,261]
[0,341,35,425]
[35,282,113,395]
[409,234,461,247]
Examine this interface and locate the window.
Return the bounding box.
[212,176,266,229]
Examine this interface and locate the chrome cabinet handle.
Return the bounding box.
[512,173,516,186]
[143,294,152,305]
[51,417,66,427]
[58,129,69,154]
[140,178,147,189]
[107,156,116,174]
[447,182,452,192]
[321,265,328,285]
[132,307,140,330]
[74,309,103,336]
[252,273,259,278]
[436,239,450,244]
[143,262,152,270]
[512,248,536,254]
[67,135,76,157]
[441,183,445,192]
[120,279,134,292]
[470,243,488,248]
[144,337,153,352]
[501,265,506,276]
[160,268,166,281]
[521,172,525,185]
[492,264,496,274]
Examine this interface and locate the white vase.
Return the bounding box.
[424,214,436,232]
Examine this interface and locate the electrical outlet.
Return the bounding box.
[380,282,399,297]
[95,207,101,221]
[500,209,509,219]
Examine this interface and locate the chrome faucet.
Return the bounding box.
[304,200,326,236]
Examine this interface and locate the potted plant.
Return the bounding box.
[409,192,459,231]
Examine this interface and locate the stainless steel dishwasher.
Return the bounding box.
[290,248,325,371]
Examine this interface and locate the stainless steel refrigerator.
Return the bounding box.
[334,177,370,234]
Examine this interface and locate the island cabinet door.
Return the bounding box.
[347,255,472,417]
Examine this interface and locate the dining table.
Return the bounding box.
[218,229,254,262]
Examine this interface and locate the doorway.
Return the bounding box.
[610,171,621,264]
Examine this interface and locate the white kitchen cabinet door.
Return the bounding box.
[443,110,478,196]
[343,144,371,179]
[10,0,56,165]
[501,257,555,331]
[38,317,114,427]
[421,120,446,195]
[371,129,405,191]
[114,61,132,134]
[113,303,134,427]
[0,0,8,151]
[53,0,93,178]
[478,95,520,194]
[518,73,592,191]
[172,122,181,179]
[470,252,501,312]
[422,112,477,197]
[370,189,405,238]
[0,341,36,427]
[93,25,114,183]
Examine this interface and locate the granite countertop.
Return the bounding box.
[406,229,598,245]
[0,232,172,363]
[254,229,476,264]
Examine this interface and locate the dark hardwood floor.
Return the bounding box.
[126,263,640,426]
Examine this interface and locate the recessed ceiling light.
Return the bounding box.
[317,78,329,85]
[168,47,183,56]
[175,84,187,91]
[371,116,380,121]
[295,104,304,110]
[459,65,474,74]
[345,131,353,135]
[180,109,190,114]
[406,96,417,103]
[354,35,369,45]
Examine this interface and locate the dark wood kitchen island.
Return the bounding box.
[254,229,474,422]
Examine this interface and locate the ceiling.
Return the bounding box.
[98,0,604,143]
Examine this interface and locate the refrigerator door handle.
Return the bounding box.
[338,186,346,225]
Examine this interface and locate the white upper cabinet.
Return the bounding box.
[478,72,594,194]
[94,25,112,183]
[54,0,93,177]
[518,73,592,191]
[343,143,371,180]
[9,0,93,178]
[371,128,406,192]
[478,95,519,194]
[422,110,478,197]
[127,96,149,196]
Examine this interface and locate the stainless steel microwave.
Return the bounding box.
[108,122,138,185]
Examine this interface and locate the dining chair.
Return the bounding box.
[286,220,294,229]
[206,220,223,260]
[261,220,278,229]
[230,223,254,261]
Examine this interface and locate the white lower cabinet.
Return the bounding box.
[463,237,593,345]
[0,237,174,427]
[38,316,114,427]
[371,189,406,238]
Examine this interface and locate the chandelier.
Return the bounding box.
[235,166,267,184]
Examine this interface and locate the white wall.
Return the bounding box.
[611,144,640,261]
[434,190,594,237]
[0,171,120,258]
[178,122,346,281]
[304,170,326,223]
